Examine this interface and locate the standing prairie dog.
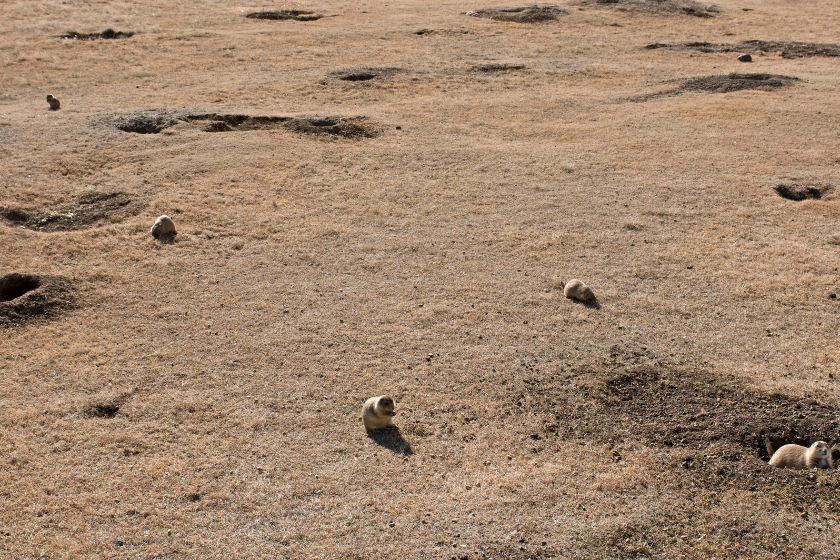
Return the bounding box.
[767,439,833,470]
[150,215,177,238]
[46,95,60,110]
[564,278,596,303]
[363,395,396,430]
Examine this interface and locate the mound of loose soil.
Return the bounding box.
[58,29,134,40]
[646,40,840,58]
[284,117,378,138]
[467,5,568,23]
[114,111,182,134]
[580,0,720,17]
[0,273,73,325]
[773,184,827,201]
[245,10,323,21]
[679,73,798,93]
[184,113,291,132]
[0,192,143,232]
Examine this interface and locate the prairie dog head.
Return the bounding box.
[375,396,396,417]
[811,441,831,458]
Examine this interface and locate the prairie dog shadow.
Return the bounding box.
[573,300,601,310]
[367,426,413,455]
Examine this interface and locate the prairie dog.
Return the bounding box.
[768,440,833,470]
[150,215,177,238]
[563,278,596,303]
[46,95,60,110]
[363,395,396,430]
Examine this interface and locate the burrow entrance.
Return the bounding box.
[58,29,134,40]
[0,191,142,232]
[467,5,568,23]
[773,184,828,201]
[245,10,323,21]
[645,40,840,58]
[578,0,719,17]
[326,67,405,84]
[115,112,379,138]
[0,273,73,325]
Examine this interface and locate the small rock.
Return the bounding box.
[563,278,596,303]
[46,94,60,110]
[150,215,177,238]
[737,54,752,62]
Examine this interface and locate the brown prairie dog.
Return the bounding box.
[563,278,596,303]
[150,215,177,238]
[768,440,833,470]
[363,395,396,430]
[46,95,60,110]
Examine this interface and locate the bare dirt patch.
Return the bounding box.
[0,273,73,325]
[245,10,323,21]
[679,73,799,93]
[114,111,378,137]
[773,184,828,201]
[579,0,720,17]
[472,63,527,72]
[646,40,840,58]
[1,192,142,232]
[58,29,134,40]
[467,5,568,23]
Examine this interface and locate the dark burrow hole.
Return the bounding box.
[0,273,72,325]
[245,10,323,21]
[86,403,120,418]
[340,73,376,82]
[58,29,134,40]
[0,274,40,302]
[468,5,568,23]
[773,184,825,201]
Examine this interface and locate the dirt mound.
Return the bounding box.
[114,111,182,134]
[284,117,378,138]
[646,40,840,58]
[472,63,526,72]
[467,5,568,23]
[0,273,73,325]
[58,29,134,40]
[679,73,798,93]
[184,113,291,132]
[245,10,323,21]
[1,191,142,232]
[510,345,839,460]
[773,184,827,201]
[580,0,719,17]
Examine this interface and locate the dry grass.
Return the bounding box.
[2,0,840,558]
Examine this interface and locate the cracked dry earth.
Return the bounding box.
[1,0,839,558]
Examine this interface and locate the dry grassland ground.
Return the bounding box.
[1,0,840,558]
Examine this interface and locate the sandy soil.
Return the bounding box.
[1,0,840,558]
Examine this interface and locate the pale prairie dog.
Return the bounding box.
[150,215,177,238]
[768,440,834,470]
[563,278,596,303]
[363,395,396,430]
[46,95,60,110]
